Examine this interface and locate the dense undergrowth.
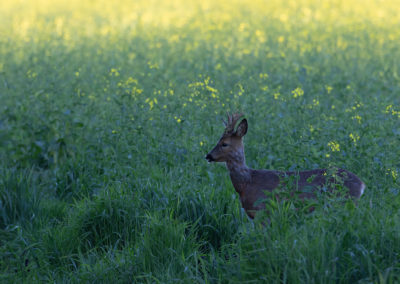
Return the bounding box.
[1,0,399,282]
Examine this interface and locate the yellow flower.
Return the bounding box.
[308,99,320,108]
[110,68,119,76]
[206,85,218,94]
[327,141,340,152]
[349,133,360,145]
[255,30,266,43]
[292,87,304,98]
[325,85,333,94]
[386,105,400,117]
[352,115,362,123]
[385,105,393,113]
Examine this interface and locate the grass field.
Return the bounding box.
[1,0,400,282]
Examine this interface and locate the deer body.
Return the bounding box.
[206,114,365,219]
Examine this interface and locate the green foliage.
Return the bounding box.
[1,0,400,282]
[0,168,41,229]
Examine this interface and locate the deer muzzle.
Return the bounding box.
[205,153,215,162]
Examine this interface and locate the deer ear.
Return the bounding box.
[235,119,248,137]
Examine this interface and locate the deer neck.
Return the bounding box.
[226,148,251,187]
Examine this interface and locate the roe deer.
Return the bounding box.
[205,113,365,219]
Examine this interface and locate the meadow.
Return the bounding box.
[0,0,400,282]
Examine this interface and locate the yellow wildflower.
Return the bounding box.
[327,141,340,152]
[325,85,333,94]
[352,115,362,123]
[349,133,360,145]
[387,169,398,180]
[110,68,119,76]
[292,87,304,98]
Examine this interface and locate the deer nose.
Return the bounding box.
[205,154,215,162]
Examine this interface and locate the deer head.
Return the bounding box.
[205,113,248,163]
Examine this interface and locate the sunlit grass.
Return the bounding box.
[1,0,399,282]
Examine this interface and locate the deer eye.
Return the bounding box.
[221,143,229,147]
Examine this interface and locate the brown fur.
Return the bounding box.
[206,114,365,219]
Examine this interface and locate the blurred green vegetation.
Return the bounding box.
[0,0,399,282]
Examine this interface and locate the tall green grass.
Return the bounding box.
[1,0,399,282]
